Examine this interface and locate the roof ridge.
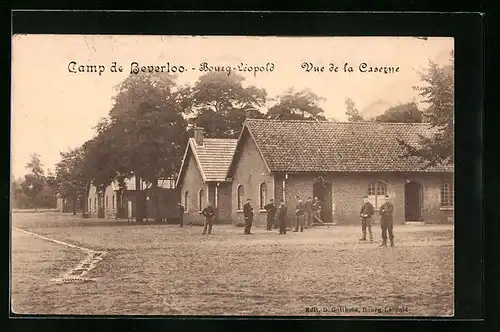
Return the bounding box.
[244,119,430,125]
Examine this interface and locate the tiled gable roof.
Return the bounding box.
[244,119,453,173]
[178,138,238,184]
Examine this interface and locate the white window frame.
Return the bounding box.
[237,185,244,211]
[259,183,267,210]
[367,181,387,209]
[440,181,454,209]
[198,188,204,211]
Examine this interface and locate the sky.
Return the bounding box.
[11,35,453,179]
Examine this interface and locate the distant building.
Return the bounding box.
[56,193,80,213]
[85,176,178,220]
[176,127,238,225]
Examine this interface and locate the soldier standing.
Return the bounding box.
[293,198,305,232]
[278,199,288,234]
[379,195,395,247]
[201,204,215,235]
[305,197,313,228]
[243,198,254,234]
[178,203,185,227]
[264,198,276,231]
[359,196,374,241]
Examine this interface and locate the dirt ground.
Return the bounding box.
[11,213,454,316]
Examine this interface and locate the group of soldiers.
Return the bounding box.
[359,195,395,247]
[262,196,325,234]
[176,194,395,247]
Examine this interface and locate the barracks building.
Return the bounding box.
[176,119,454,226]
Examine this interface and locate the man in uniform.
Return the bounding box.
[312,196,323,224]
[243,198,254,234]
[293,197,305,232]
[201,204,215,235]
[305,197,313,228]
[278,199,288,234]
[178,202,185,227]
[264,198,276,231]
[379,195,394,247]
[359,196,374,241]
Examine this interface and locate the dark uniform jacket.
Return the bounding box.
[243,202,254,220]
[296,201,305,216]
[278,204,288,220]
[264,202,276,216]
[201,205,215,219]
[313,200,322,211]
[305,200,313,213]
[379,202,394,221]
[179,204,185,216]
[360,202,374,218]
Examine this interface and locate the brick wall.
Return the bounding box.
[87,184,98,218]
[282,172,454,224]
[103,185,117,219]
[230,132,275,225]
[180,152,208,225]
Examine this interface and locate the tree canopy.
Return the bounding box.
[397,52,454,166]
[54,147,87,214]
[267,89,327,121]
[374,102,423,123]
[345,98,364,122]
[82,73,189,221]
[189,72,267,138]
[14,153,57,210]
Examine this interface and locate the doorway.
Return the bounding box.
[405,181,422,221]
[313,176,333,223]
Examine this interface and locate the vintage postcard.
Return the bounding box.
[11,35,454,316]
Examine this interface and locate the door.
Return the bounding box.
[97,195,105,218]
[405,181,422,221]
[128,200,133,219]
[313,177,333,223]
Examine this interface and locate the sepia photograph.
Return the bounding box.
[11,35,454,316]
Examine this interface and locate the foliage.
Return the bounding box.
[189,72,267,138]
[374,102,423,123]
[345,98,364,122]
[21,154,46,209]
[54,147,88,213]
[25,153,44,178]
[82,73,190,221]
[109,73,189,182]
[12,154,57,209]
[397,52,454,167]
[267,89,327,121]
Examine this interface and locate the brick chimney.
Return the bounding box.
[194,127,204,146]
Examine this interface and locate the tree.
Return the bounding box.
[267,88,327,120]
[345,98,364,122]
[96,72,189,222]
[397,51,454,167]
[190,72,267,138]
[11,177,28,209]
[46,169,56,188]
[22,153,45,211]
[25,153,44,178]
[374,102,423,123]
[36,185,57,208]
[55,147,88,215]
